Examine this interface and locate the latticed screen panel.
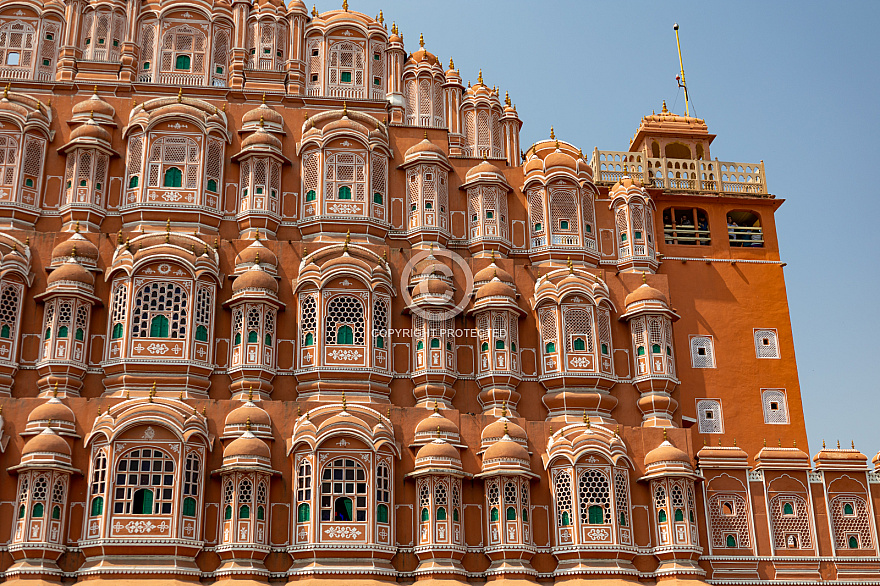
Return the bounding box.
[325,295,365,345]
[690,336,715,368]
[761,389,789,424]
[0,134,19,187]
[829,495,873,549]
[299,294,317,345]
[160,25,206,75]
[754,329,780,358]
[131,281,188,338]
[614,468,631,530]
[697,399,724,434]
[306,38,322,93]
[0,282,21,339]
[0,21,35,72]
[138,21,156,79]
[550,187,579,244]
[769,494,813,549]
[578,468,611,525]
[147,136,201,190]
[539,308,558,344]
[113,448,175,515]
[563,306,594,353]
[554,470,573,527]
[708,493,751,548]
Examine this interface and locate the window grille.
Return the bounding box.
[372,297,388,347]
[51,478,65,509]
[754,329,779,358]
[320,457,367,522]
[761,389,789,424]
[147,136,200,190]
[614,468,631,528]
[239,478,252,505]
[327,40,364,97]
[549,188,579,244]
[131,281,188,338]
[223,477,234,506]
[697,399,724,434]
[195,285,213,329]
[137,21,156,81]
[564,306,594,353]
[17,477,28,511]
[297,459,312,502]
[0,134,19,187]
[33,475,49,503]
[324,152,366,207]
[578,469,611,525]
[690,336,715,368]
[160,25,206,79]
[91,451,107,510]
[654,482,667,518]
[305,38,321,94]
[0,21,35,73]
[205,138,223,196]
[300,294,317,346]
[126,134,144,190]
[325,295,365,345]
[113,448,175,515]
[183,453,200,498]
[376,463,390,505]
[0,282,21,340]
[539,308,558,345]
[554,470,573,526]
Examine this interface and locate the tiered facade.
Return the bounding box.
[0,1,875,585]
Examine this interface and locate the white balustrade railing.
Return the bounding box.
[0,68,31,80]
[552,235,579,246]
[591,149,767,195]
[328,85,365,99]
[158,72,205,87]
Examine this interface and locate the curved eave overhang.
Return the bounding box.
[231,144,291,165]
[8,461,81,475]
[405,466,472,480]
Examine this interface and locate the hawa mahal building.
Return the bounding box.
[0,0,874,585]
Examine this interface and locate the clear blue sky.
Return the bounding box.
[333,0,879,455]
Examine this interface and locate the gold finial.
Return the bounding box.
[733,438,737,446]
[478,69,483,84]
[261,92,266,104]
[93,85,98,94]
[391,22,397,35]
[424,129,428,139]
[71,244,77,258]
[837,439,841,449]
[642,271,647,284]
[764,438,767,447]
[549,126,555,140]
[501,401,508,417]
[297,405,301,417]
[222,103,226,112]
[852,440,855,449]
[259,114,264,128]
[149,381,157,401]
[74,221,80,233]
[125,237,130,250]
[341,391,346,409]
[178,391,184,400]
[177,88,183,103]
[214,237,219,250]
[132,98,138,107]
[661,100,668,114]
[312,4,318,17]
[793,439,797,447]
[663,428,667,441]
[436,424,441,434]
[96,406,101,416]
[254,251,260,265]
[53,381,59,397]
[718,438,722,446]
[3,83,9,99]
[202,406,207,416]
[778,438,782,447]
[419,33,424,48]
[248,384,254,402]
[126,390,130,399]
[822,439,826,449]
[246,416,251,431]
[302,244,308,256]
[449,57,454,70]
[343,230,351,252]
[342,0,348,10]
[505,91,511,107]
[378,10,384,24]
[342,101,347,115]
[255,229,261,241]
[382,249,387,263]
[549,423,553,435]
[567,257,573,274]
[703,438,707,446]
[433,400,439,414]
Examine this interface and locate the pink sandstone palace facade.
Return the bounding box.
[0,1,873,585]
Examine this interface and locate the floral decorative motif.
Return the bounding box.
[329,203,359,214]
[324,525,362,539]
[146,343,170,354]
[570,356,593,369]
[587,527,609,541]
[328,349,362,361]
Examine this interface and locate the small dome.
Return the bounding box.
[465,160,503,182]
[241,129,283,150]
[225,401,271,429]
[236,239,277,268]
[611,174,643,192]
[481,417,527,444]
[224,430,271,460]
[243,103,284,127]
[475,276,515,301]
[558,273,591,290]
[69,120,111,143]
[28,398,75,426]
[644,440,692,467]
[72,93,116,119]
[413,277,451,297]
[324,114,369,136]
[405,138,445,158]
[474,261,513,285]
[484,436,529,462]
[625,283,668,307]
[47,261,94,286]
[52,234,99,263]
[416,439,461,462]
[233,265,278,293]
[544,149,578,171]
[407,47,440,67]
[22,427,71,457]
[415,412,459,436]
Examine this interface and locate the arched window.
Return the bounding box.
[573,338,586,351]
[195,325,208,342]
[0,21,35,72]
[849,536,859,549]
[783,502,794,516]
[658,509,667,523]
[545,342,555,353]
[674,508,684,522]
[163,167,183,188]
[328,41,365,97]
[338,186,352,200]
[298,503,310,522]
[148,136,200,190]
[421,507,429,522]
[91,496,104,516]
[58,325,69,338]
[437,506,447,520]
[114,448,174,515]
[150,315,169,338]
[844,503,854,515]
[160,25,206,79]
[727,534,737,547]
[304,332,314,347]
[651,343,661,354]
[554,470,573,528]
[506,506,516,521]
[588,505,603,524]
[430,338,440,349]
[321,458,366,522]
[183,497,196,516]
[726,210,763,248]
[325,296,365,345]
[247,330,258,343]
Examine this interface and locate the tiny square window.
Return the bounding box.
[263,48,271,54]
[411,204,417,211]
[312,49,319,56]
[85,38,91,45]
[704,410,714,420]
[769,402,779,411]
[635,230,643,239]
[697,348,706,356]
[425,201,433,209]
[216,66,224,74]
[143,61,151,70]
[472,214,478,222]
[113,39,119,47]
[311,74,318,82]
[98,38,105,44]
[486,210,494,219]
[762,338,770,346]
[24,178,33,188]
[42,59,50,66]
[560,219,569,230]
[373,53,381,61]
[374,77,381,86]
[341,71,352,83]
[534,223,542,232]
[721,502,735,516]
[45,33,53,41]
[425,173,433,180]
[7,51,19,65]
